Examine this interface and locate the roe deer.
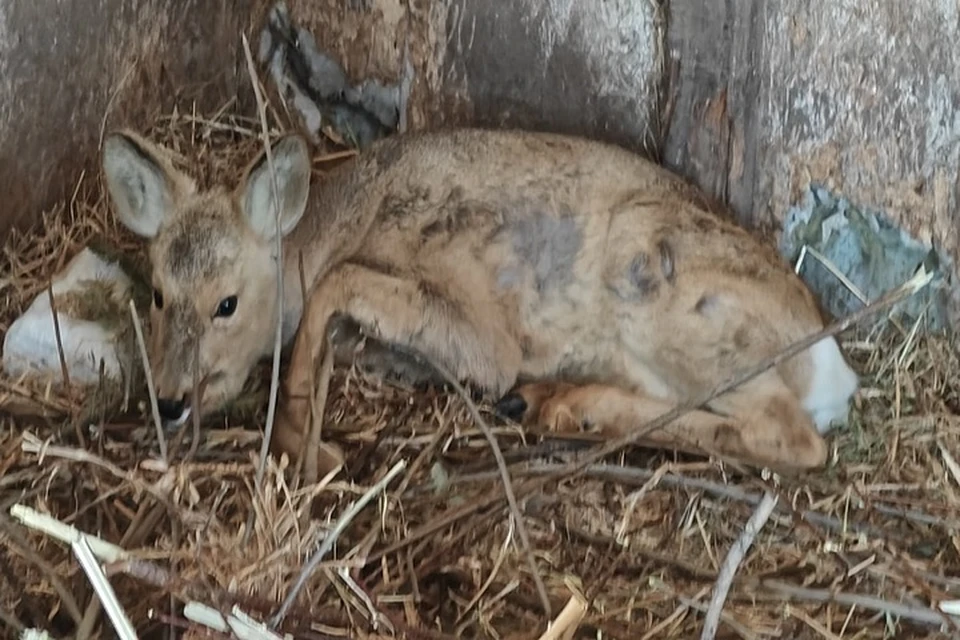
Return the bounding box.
[101,127,859,474]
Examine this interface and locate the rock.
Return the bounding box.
[2,247,135,386]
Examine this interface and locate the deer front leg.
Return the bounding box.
[272,263,522,475]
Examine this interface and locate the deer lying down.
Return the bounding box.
[101,126,859,475]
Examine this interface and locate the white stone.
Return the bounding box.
[2,248,133,385]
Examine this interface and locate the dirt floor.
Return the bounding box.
[1,104,959,640]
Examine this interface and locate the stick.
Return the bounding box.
[761,579,958,630]
[305,335,334,491]
[293,252,314,488]
[46,283,71,393]
[239,31,291,550]
[270,459,407,628]
[445,463,899,539]
[128,299,167,462]
[700,491,778,640]
[425,358,553,619]
[72,536,138,640]
[537,590,588,640]
[19,433,179,509]
[241,31,286,501]
[188,340,204,461]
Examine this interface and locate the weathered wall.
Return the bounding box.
[253,0,666,156]
[663,0,960,263]
[0,0,254,237]
[435,0,666,156]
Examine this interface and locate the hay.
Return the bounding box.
[1,104,959,640]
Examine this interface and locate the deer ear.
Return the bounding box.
[101,131,193,238]
[239,134,311,240]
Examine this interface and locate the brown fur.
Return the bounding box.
[101,126,860,475]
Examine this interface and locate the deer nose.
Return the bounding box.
[157,397,186,422]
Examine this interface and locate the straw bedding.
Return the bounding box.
[0,104,958,640]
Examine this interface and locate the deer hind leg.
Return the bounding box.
[499,373,827,472]
[275,263,521,475]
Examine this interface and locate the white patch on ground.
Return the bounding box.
[2,248,133,385]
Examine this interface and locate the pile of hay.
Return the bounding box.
[1,104,959,640]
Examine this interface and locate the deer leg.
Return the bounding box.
[274,264,522,475]
[501,373,827,473]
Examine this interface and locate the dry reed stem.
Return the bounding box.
[128,299,167,462]
[537,589,588,640]
[188,341,203,461]
[72,536,137,640]
[424,356,554,620]
[305,335,335,494]
[45,283,71,393]
[271,459,406,628]
[240,32,286,508]
[699,491,779,640]
[761,580,957,630]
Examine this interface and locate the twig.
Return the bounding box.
[187,340,203,461]
[305,334,334,490]
[761,579,958,630]
[241,31,286,504]
[77,501,166,640]
[700,491,779,640]
[537,589,588,640]
[46,283,71,393]
[294,252,314,488]
[184,602,288,640]
[337,567,393,633]
[9,504,130,563]
[425,357,553,619]
[128,299,167,462]
[299,251,336,498]
[72,536,137,640]
[270,459,407,629]
[435,463,897,540]
[937,440,960,489]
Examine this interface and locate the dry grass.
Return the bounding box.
[1,104,960,640]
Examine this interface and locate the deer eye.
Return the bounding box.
[153,288,164,309]
[215,295,238,318]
